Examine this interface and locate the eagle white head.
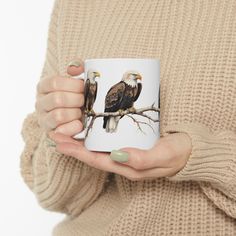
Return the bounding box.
[87,69,101,83]
[122,70,142,87]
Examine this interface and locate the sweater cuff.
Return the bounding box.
[162,123,236,188]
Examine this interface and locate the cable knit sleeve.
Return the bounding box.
[162,122,236,219]
[19,0,109,217]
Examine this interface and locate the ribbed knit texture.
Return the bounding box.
[20,0,236,235]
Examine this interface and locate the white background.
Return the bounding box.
[0,1,64,235]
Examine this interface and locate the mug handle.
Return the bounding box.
[70,72,87,140]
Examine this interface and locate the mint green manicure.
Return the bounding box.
[110,150,129,162]
[45,137,56,147]
[68,60,81,67]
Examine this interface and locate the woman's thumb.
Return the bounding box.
[67,59,84,76]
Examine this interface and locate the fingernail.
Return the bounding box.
[68,60,81,68]
[110,150,129,162]
[45,137,56,147]
[48,143,56,147]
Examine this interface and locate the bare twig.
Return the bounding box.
[83,105,160,138]
[126,114,157,135]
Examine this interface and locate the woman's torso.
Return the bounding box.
[53,0,236,235]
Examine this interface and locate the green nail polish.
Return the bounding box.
[45,138,56,147]
[48,143,56,147]
[68,60,81,67]
[110,150,129,162]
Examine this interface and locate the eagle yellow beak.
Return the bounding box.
[94,72,100,77]
[136,74,142,80]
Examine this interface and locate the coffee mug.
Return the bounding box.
[72,58,160,152]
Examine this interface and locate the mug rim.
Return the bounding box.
[84,58,160,63]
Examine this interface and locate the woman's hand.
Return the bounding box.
[48,131,192,181]
[35,59,85,136]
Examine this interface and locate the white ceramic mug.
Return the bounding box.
[72,58,160,152]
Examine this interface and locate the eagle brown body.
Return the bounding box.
[84,79,98,112]
[103,80,142,132]
[82,70,100,129]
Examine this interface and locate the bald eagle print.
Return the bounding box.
[103,71,142,133]
[83,69,101,127]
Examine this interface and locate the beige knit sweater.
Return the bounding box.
[20,0,236,235]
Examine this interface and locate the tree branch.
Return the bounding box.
[83,105,160,138]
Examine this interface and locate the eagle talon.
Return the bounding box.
[89,109,96,115]
[118,109,124,115]
[128,107,136,113]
